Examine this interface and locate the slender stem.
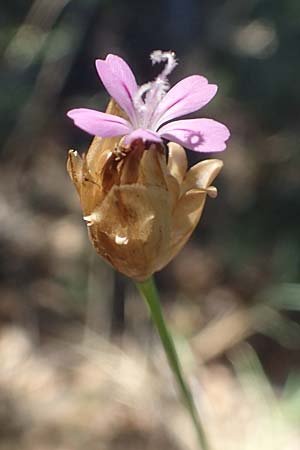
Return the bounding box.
[136,277,211,450]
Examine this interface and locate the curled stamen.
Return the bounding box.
[133,51,178,125]
[154,77,170,101]
[150,50,178,80]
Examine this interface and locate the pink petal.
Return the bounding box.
[159,118,230,152]
[153,75,218,128]
[67,108,132,137]
[124,128,162,145]
[96,54,138,123]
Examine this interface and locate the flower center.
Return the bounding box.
[133,50,177,130]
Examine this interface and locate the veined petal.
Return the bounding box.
[96,54,138,123]
[153,75,218,128]
[159,118,230,152]
[124,128,162,145]
[67,108,132,137]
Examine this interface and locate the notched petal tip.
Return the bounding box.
[95,54,138,123]
[154,75,219,128]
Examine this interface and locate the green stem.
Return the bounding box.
[136,276,211,450]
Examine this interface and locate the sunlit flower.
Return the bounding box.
[67,51,230,153]
[67,100,223,281]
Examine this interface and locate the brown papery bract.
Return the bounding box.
[67,100,223,281]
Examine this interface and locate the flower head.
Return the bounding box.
[67,51,230,153]
[67,100,223,281]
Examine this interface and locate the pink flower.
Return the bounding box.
[67,51,230,153]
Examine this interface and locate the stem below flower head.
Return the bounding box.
[136,277,211,450]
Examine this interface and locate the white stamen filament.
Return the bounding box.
[133,50,178,130]
[133,82,152,113]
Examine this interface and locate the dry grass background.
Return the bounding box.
[0,325,300,450]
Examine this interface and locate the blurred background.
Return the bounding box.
[1,1,300,449]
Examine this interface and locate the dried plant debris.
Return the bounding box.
[0,326,299,450]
